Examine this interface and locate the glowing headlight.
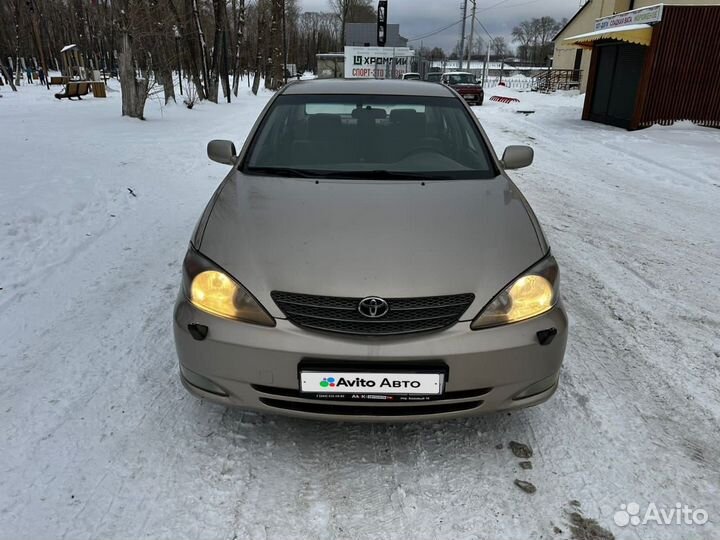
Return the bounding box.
[471,256,559,329]
[190,270,241,319]
[183,249,275,326]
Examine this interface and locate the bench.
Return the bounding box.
[54,82,90,100]
[49,76,70,85]
[90,81,107,98]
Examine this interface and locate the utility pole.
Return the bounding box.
[465,0,476,71]
[482,43,490,86]
[459,0,467,69]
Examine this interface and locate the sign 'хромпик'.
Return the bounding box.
[344,46,415,79]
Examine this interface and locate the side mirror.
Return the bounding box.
[207,139,237,165]
[501,145,534,170]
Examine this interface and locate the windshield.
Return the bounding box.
[447,74,475,85]
[243,94,496,180]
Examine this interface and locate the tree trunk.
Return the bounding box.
[172,0,206,100]
[231,0,245,97]
[220,15,231,103]
[161,67,176,104]
[0,64,17,91]
[251,13,263,95]
[206,0,224,103]
[191,0,211,100]
[14,0,22,86]
[270,0,283,90]
[119,32,149,119]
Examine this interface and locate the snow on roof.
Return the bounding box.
[60,44,78,53]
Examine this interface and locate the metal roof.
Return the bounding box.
[564,23,654,47]
[282,78,454,97]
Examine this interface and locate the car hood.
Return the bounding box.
[199,173,544,319]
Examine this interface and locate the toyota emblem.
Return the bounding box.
[358,296,389,318]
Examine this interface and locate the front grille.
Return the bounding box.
[252,384,492,401]
[259,397,484,416]
[271,291,475,336]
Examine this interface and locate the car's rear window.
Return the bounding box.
[447,74,475,85]
[242,94,497,180]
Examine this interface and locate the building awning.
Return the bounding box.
[564,23,653,48]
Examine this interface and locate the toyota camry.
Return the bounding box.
[173,78,568,421]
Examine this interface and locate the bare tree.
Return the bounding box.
[191,0,211,98]
[270,0,284,89]
[251,11,264,95]
[328,0,374,47]
[0,0,381,107]
[511,20,534,62]
[231,0,246,96]
[118,2,150,119]
[491,36,507,57]
[512,17,563,64]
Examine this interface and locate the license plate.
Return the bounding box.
[300,371,443,395]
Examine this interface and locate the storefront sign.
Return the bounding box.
[595,4,663,31]
[344,46,415,79]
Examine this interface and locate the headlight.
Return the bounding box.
[182,247,275,326]
[471,255,559,330]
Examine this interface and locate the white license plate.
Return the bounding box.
[300,371,443,395]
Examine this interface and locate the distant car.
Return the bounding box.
[441,71,484,106]
[175,78,567,421]
[402,72,421,80]
[425,72,443,83]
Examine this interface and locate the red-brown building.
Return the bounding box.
[563,4,720,130]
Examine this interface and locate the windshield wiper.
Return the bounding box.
[245,167,451,180]
[244,166,323,178]
[336,170,453,180]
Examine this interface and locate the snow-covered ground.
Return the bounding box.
[1,81,718,540]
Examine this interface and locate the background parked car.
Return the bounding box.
[441,71,484,106]
[425,72,443,83]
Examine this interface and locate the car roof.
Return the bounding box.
[443,71,473,76]
[282,78,455,97]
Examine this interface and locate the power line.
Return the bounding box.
[474,15,496,42]
[479,0,543,11]
[476,0,517,13]
[407,0,542,45]
[406,16,468,42]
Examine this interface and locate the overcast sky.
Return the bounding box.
[298,0,582,52]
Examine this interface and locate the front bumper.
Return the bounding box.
[174,295,568,422]
[460,93,484,104]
